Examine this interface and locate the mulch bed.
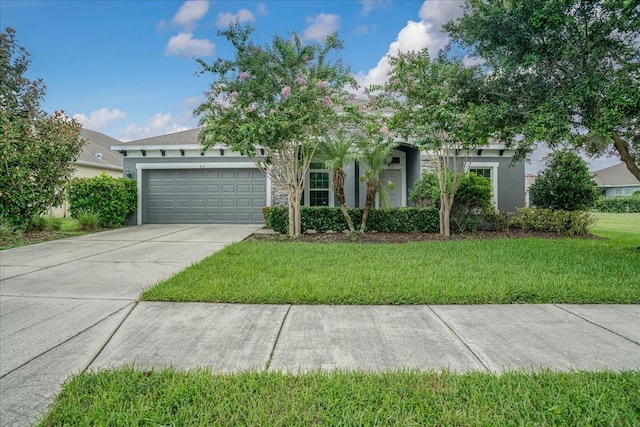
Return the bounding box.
[248,229,601,243]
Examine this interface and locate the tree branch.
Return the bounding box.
[612,132,640,181]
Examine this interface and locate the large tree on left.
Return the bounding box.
[1,27,83,226]
[194,24,355,237]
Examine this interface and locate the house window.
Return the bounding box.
[307,162,331,206]
[466,162,499,208]
[470,168,491,180]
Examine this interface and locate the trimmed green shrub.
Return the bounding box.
[410,172,493,232]
[594,194,640,213]
[266,206,439,234]
[510,207,596,235]
[529,151,599,211]
[76,210,100,231]
[68,174,137,228]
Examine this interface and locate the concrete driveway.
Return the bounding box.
[0,224,261,427]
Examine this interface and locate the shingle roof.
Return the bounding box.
[78,128,123,169]
[112,128,202,147]
[592,162,640,187]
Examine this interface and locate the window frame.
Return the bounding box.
[465,161,499,209]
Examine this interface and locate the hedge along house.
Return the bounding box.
[111,128,527,225]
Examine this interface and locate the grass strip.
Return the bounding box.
[142,215,640,304]
[38,368,640,426]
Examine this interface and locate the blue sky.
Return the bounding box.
[1,0,619,172]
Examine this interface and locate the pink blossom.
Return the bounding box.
[281,86,291,99]
[229,91,238,100]
[240,72,249,80]
[380,126,389,135]
[317,81,329,89]
[270,108,276,115]
[322,96,333,107]
[348,93,356,100]
[245,105,255,113]
[358,105,366,113]
[296,75,307,86]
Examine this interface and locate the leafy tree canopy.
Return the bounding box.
[445,0,640,180]
[1,27,83,226]
[194,23,356,236]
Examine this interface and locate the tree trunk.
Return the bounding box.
[440,192,451,237]
[286,185,303,238]
[360,179,379,232]
[612,132,640,182]
[333,169,355,232]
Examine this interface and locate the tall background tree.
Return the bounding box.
[194,24,355,237]
[379,51,491,236]
[445,0,640,180]
[1,27,83,226]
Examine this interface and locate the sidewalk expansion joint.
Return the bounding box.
[82,301,138,373]
[554,304,640,346]
[426,306,491,373]
[265,304,292,371]
[0,302,136,380]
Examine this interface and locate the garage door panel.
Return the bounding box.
[144,168,266,224]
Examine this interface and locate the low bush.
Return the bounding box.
[68,174,137,228]
[485,209,511,232]
[265,206,439,234]
[44,215,63,231]
[26,215,48,233]
[0,215,22,245]
[594,195,640,213]
[510,207,596,235]
[76,210,100,231]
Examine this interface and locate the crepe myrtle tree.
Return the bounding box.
[194,24,356,237]
[0,27,84,226]
[377,51,492,236]
[445,0,640,181]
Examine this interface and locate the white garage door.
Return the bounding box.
[144,169,266,224]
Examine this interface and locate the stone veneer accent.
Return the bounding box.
[271,182,289,206]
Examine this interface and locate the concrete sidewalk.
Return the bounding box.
[1,226,639,426]
[90,303,640,374]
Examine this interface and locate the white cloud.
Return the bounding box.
[354,24,375,35]
[303,13,339,42]
[172,0,209,30]
[165,32,214,57]
[183,96,202,107]
[215,8,255,28]
[73,108,126,131]
[359,0,390,16]
[353,0,464,91]
[256,3,267,15]
[118,113,192,142]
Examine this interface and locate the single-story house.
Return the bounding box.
[592,163,640,198]
[111,128,528,225]
[49,128,123,216]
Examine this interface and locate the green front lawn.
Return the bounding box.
[141,214,640,304]
[38,368,640,426]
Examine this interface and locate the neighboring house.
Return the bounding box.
[48,128,123,216]
[111,128,528,225]
[592,163,640,198]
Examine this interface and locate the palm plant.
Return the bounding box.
[358,138,397,232]
[317,132,360,232]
